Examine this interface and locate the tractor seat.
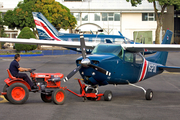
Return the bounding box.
[7,69,17,80]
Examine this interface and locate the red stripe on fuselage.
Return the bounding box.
[139,59,148,82]
[34,20,61,41]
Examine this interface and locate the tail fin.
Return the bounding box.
[32,12,61,41]
[146,30,173,65]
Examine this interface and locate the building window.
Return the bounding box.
[108,13,114,21]
[114,13,120,21]
[102,13,120,21]
[142,13,155,21]
[102,13,107,21]
[94,13,100,21]
[82,13,88,21]
[72,13,80,21]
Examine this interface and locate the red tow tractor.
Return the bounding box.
[0,69,109,105]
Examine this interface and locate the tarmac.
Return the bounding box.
[0,53,180,120]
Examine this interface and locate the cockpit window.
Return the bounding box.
[92,44,122,56]
[124,51,134,63]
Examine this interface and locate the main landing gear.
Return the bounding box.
[128,83,153,100]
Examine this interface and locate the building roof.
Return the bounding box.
[60,0,161,13]
[0,0,162,13]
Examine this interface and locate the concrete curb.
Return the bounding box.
[0,54,44,57]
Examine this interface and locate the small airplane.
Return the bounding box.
[32,12,132,44]
[1,29,180,101]
[63,29,180,100]
[32,12,155,54]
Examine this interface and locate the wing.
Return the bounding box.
[158,66,180,72]
[121,44,180,52]
[0,38,98,49]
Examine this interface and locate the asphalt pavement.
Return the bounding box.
[0,53,180,120]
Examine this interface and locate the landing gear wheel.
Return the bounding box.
[104,90,113,101]
[145,89,153,100]
[41,93,52,103]
[3,84,9,101]
[7,83,29,104]
[52,89,66,105]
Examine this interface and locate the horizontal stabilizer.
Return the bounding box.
[158,66,180,72]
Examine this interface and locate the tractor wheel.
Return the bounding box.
[41,93,52,103]
[145,89,153,100]
[104,90,113,101]
[3,84,9,101]
[7,83,29,104]
[52,89,66,105]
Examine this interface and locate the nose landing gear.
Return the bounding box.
[66,79,113,102]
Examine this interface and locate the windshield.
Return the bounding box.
[92,44,122,56]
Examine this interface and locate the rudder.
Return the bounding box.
[32,12,61,41]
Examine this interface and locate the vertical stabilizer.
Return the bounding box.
[32,12,61,41]
[146,30,173,65]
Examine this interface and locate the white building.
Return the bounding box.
[0,0,162,43]
[58,0,161,43]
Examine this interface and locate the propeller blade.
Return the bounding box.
[89,64,111,76]
[80,33,86,59]
[63,65,82,82]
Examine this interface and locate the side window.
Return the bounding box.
[92,38,101,43]
[72,38,79,41]
[124,52,134,63]
[135,54,143,64]
[104,38,113,43]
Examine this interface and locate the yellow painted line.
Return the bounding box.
[0,95,8,103]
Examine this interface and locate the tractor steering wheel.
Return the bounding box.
[29,69,36,73]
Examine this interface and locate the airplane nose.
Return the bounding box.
[81,58,91,67]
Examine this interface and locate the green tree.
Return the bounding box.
[0,13,7,49]
[15,27,37,52]
[3,0,77,36]
[126,0,180,44]
[3,10,16,29]
[35,0,77,31]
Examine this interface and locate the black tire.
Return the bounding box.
[41,93,52,103]
[7,83,29,104]
[80,86,93,94]
[104,90,113,101]
[3,84,9,101]
[145,89,153,100]
[52,89,66,105]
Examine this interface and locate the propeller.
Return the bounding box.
[63,33,111,82]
